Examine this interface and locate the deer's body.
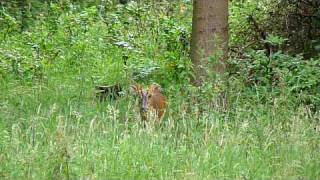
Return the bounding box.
[131,84,166,120]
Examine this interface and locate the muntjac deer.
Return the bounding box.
[131,84,167,121]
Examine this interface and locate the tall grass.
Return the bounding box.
[1,76,319,179]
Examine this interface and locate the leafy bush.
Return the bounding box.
[229,46,320,110]
[229,0,320,57]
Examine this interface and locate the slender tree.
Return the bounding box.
[18,0,29,31]
[191,0,228,85]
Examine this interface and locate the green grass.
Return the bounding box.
[0,76,319,179]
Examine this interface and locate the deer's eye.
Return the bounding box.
[139,94,144,100]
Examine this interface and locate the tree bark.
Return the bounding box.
[190,0,228,85]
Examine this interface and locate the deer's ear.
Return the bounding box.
[149,84,162,93]
[130,84,141,95]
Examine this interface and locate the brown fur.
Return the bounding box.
[131,84,167,120]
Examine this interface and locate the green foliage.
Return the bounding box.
[229,0,320,57]
[264,34,287,47]
[229,34,320,110]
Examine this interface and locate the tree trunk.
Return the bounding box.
[190,0,228,85]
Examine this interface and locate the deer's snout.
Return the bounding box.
[140,95,149,113]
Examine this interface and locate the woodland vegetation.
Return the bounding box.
[0,0,319,179]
